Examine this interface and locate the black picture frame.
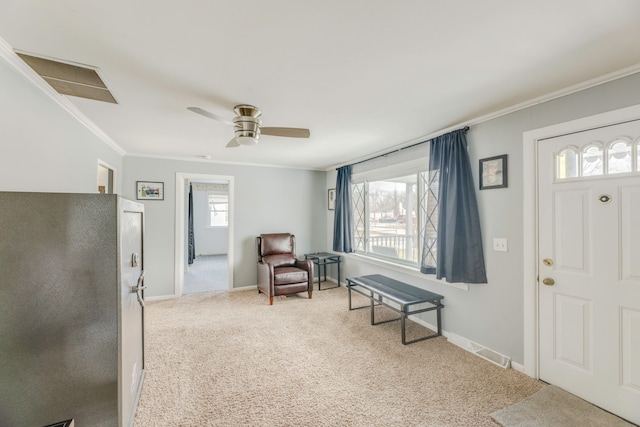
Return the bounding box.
[136,181,164,200]
[479,155,508,190]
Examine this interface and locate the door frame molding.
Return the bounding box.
[522,103,640,379]
[174,172,234,297]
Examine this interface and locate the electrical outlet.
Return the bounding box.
[493,238,508,252]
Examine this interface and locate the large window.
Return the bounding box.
[207,193,228,227]
[345,129,486,283]
[353,170,434,267]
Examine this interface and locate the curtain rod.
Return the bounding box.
[337,126,469,170]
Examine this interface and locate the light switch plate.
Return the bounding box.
[493,238,508,252]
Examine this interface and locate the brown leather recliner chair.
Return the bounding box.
[256,233,313,305]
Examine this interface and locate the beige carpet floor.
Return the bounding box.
[134,286,543,426]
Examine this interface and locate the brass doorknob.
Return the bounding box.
[542,277,555,286]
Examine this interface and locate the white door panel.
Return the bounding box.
[538,120,640,424]
[621,308,640,392]
[553,293,592,372]
[553,189,590,272]
[621,186,640,282]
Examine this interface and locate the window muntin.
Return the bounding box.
[421,170,438,273]
[582,144,603,177]
[207,193,228,227]
[555,147,579,179]
[607,139,632,174]
[353,172,428,267]
[352,182,366,252]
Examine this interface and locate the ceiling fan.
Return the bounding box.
[187,105,311,148]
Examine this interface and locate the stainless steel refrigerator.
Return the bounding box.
[0,192,145,427]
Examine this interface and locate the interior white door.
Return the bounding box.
[538,120,640,424]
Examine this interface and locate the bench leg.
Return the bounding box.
[370,295,375,325]
[401,314,407,345]
[402,310,442,345]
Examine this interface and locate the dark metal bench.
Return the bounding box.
[346,274,444,345]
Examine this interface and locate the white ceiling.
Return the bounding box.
[2,1,640,170]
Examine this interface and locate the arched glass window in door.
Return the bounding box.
[582,144,603,177]
[555,146,579,179]
[607,139,632,174]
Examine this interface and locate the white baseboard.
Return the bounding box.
[147,284,257,300]
[320,277,342,286]
[229,285,257,292]
[510,361,525,373]
[406,314,513,369]
[145,294,175,302]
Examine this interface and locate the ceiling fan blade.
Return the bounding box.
[260,127,310,138]
[187,107,233,126]
[226,137,240,148]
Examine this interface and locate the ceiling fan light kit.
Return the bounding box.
[232,105,262,146]
[235,136,259,146]
[187,104,310,148]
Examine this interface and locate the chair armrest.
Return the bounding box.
[294,258,314,290]
[257,261,275,295]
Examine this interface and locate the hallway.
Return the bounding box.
[183,255,228,294]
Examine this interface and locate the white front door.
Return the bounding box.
[537,120,640,424]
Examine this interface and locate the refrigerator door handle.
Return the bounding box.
[133,270,146,308]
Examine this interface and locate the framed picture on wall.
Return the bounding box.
[328,188,336,210]
[479,155,508,190]
[136,181,164,200]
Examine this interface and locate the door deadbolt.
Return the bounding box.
[543,258,553,267]
[542,277,555,286]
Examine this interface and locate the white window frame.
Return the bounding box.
[206,192,229,228]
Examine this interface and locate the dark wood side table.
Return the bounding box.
[304,252,341,290]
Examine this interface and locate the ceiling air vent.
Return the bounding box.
[16,52,117,104]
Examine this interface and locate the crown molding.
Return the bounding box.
[327,63,640,171]
[124,152,326,171]
[0,37,126,156]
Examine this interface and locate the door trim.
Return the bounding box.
[522,103,640,379]
[174,172,234,297]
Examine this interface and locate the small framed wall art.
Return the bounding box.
[479,155,508,190]
[328,188,336,210]
[137,181,164,200]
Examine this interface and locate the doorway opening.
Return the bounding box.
[97,160,115,194]
[174,173,234,297]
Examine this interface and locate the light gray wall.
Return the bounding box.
[329,71,640,365]
[122,156,326,297]
[0,56,123,193]
[192,189,228,255]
